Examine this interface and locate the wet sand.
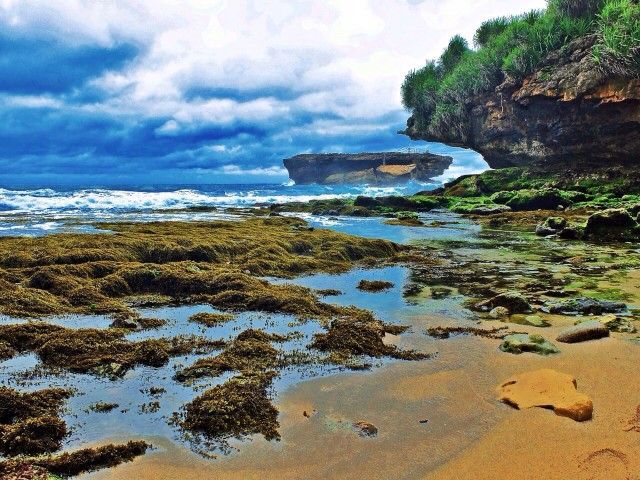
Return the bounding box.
[85,317,640,480]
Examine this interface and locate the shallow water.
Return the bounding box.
[3,207,640,479]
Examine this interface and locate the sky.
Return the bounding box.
[0,0,546,186]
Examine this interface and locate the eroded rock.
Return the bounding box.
[497,369,593,422]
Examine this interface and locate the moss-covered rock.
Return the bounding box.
[499,334,560,355]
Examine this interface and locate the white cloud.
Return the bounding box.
[0,0,548,177]
[216,164,288,176]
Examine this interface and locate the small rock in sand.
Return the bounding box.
[489,306,510,319]
[352,421,378,437]
[497,369,593,422]
[476,292,531,314]
[557,320,610,343]
[499,334,559,355]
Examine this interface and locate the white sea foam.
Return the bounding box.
[0,184,420,215]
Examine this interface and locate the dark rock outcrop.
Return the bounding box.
[405,36,640,168]
[283,152,452,185]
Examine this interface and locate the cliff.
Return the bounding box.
[405,36,640,168]
[283,152,452,185]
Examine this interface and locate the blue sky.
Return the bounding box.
[0,0,545,186]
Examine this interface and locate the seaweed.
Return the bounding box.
[357,280,394,292]
[0,217,401,318]
[0,323,224,377]
[310,312,428,364]
[0,441,150,478]
[179,372,280,442]
[0,387,72,457]
[188,311,235,327]
[175,329,283,383]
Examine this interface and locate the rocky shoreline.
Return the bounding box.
[2,173,640,478]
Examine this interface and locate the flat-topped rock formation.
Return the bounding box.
[283,152,452,185]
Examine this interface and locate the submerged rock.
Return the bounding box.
[499,334,560,355]
[352,421,378,437]
[556,320,610,343]
[357,280,394,292]
[522,315,549,327]
[548,297,626,316]
[476,292,531,314]
[497,369,593,422]
[431,286,453,299]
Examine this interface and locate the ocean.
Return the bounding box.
[0,142,488,236]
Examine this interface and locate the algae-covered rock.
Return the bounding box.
[431,286,453,299]
[489,306,510,319]
[357,280,394,292]
[466,205,512,215]
[583,209,640,241]
[310,313,427,364]
[535,217,568,237]
[352,421,378,437]
[556,320,610,343]
[548,297,626,315]
[0,441,151,478]
[522,315,550,327]
[577,314,636,333]
[476,292,531,314]
[497,369,593,422]
[495,189,584,211]
[499,334,560,355]
[188,312,235,327]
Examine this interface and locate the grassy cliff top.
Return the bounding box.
[402,0,640,140]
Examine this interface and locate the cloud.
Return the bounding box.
[0,0,547,185]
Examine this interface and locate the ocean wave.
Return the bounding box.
[0,184,421,215]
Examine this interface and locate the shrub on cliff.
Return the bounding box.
[403,0,638,140]
[594,0,640,76]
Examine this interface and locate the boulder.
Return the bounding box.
[583,209,640,241]
[499,334,560,355]
[556,320,610,343]
[535,217,568,237]
[497,369,593,422]
[467,205,512,215]
[578,314,636,333]
[476,292,531,314]
[548,297,626,315]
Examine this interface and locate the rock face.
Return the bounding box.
[497,369,593,422]
[406,36,640,168]
[283,152,452,185]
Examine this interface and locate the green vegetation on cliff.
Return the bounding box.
[402,0,640,139]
